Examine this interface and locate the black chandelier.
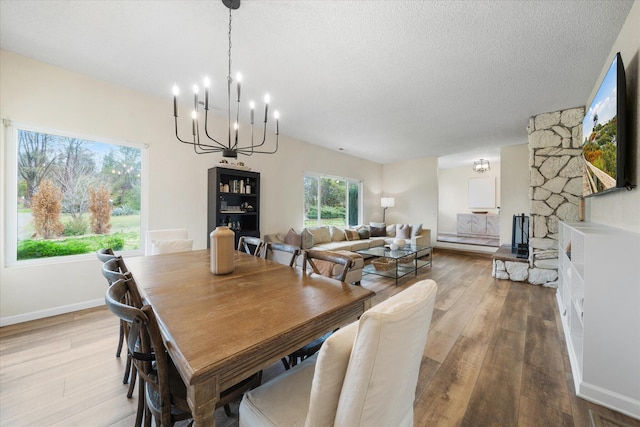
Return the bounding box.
[172,0,279,158]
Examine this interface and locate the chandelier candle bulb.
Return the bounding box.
[204,77,210,109]
[236,72,242,101]
[264,93,270,123]
[172,84,179,117]
[193,84,199,112]
[234,122,239,144]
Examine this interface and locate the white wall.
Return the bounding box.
[0,50,382,324]
[499,144,530,244]
[437,163,501,235]
[586,0,640,232]
[382,157,438,246]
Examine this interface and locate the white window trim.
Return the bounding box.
[2,119,149,267]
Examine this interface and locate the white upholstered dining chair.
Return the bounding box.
[145,228,192,255]
[239,279,438,427]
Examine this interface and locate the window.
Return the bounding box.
[6,123,145,263]
[304,173,361,227]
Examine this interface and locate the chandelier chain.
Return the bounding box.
[227,6,233,145]
[228,6,232,83]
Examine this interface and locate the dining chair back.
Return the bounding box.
[303,250,353,282]
[101,257,131,285]
[97,251,130,361]
[96,247,116,263]
[239,279,438,427]
[238,236,265,257]
[106,277,187,427]
[100,255,138,399]
[265,242,300,267]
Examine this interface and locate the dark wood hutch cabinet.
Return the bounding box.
[207,167,260,248]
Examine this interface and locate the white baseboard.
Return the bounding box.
[0,298,104,327]
[579,381,640,421]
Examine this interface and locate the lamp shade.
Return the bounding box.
[381,197,395,208]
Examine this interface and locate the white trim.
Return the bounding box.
[578,382,640,420]
[0,298,104,327]
[2,119,148,267]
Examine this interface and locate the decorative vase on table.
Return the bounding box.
[393,238,406,248]
[210,226,235,275]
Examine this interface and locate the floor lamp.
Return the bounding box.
[381,197,395,223]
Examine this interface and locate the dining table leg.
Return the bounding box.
[188,378,219,426]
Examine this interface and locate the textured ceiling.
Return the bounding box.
[0,0,634,165]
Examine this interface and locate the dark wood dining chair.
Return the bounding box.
[98,252,131,358]
[97,249,128,357]
[101,256,140,405]
[96,247,116,263]
[302,249,354,283]
[237,236,265,257]
[105,277,261,426]
[264,241,300,267]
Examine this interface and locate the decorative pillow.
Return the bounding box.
[396,224,412,239]
[344,229,360,241]
[151,239,193,255]
[357,228,370,240]
[330,226,346,242]
[411,224,423,237]
[307,226,331,245]
[369,222,385,228]
[284,228,302,248]
[301,228,314,249]
[386,224,396,237]
[370,225,386,237]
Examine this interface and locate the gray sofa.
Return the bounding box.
[264,224,431,285]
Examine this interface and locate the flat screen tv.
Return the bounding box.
[582,52,630,197]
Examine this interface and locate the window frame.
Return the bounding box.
[2,120,149,267]
[303,172,362,227]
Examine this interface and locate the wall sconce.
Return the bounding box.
[473,159,490,173]
[381,197,395,222]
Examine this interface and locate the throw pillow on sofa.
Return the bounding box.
[307,226,331,245]
[412,224,423,237]
[344,229,360,241]
[369,224,387,237]
[330,226,346,242]
[284,228,302,248]
[396,224,412,239]
[358,228,370,240]
[386,224,396,237]
[301,228,314,249]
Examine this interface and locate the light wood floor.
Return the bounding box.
[1,252,639,427]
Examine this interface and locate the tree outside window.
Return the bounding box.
[304,174,360,227]
[15,128,142,260]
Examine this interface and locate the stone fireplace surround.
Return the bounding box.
[493,106,584,286]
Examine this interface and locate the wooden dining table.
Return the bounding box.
[125,249,375,426]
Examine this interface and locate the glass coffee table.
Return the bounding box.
[356,245,432,285]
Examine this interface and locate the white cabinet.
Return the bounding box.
[456,213,499,237]
[557,221,640,420]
